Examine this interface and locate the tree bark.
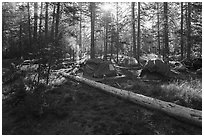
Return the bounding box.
[103,27,106,58]
[79,3,82,59]
[61,74,202,127]
[132,2,136,59]
[39,2,43,48]
[55,2,60,42]
[90,2,95,59]
[187,2,191,60]
[184,2,188,57]
[27,2,32,50]
[110,26,113,59]
[45,2,48,45]
[163,2,169,63]
[51,3,56,41]
[104,16,108,60]
[181,2,184,60]
[157,3,160,55]
[19,23,22,57]
[137,2,140,62]
[116,2,119,63]
[34,2,38,48]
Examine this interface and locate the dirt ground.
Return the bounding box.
[2,80,202,135]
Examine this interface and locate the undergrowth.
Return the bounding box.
[160,79,202,110]
[130,78,202,110]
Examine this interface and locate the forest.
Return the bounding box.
[2,2,202,135]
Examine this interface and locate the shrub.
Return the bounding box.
[7,83,47,120]
[160,79,202,110]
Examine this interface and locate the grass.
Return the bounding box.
[160,79,202,110]
[108,78,202,110]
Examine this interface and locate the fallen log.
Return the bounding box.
[82,75,126,82]
[61,73,202,127]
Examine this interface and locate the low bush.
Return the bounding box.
[160,79,202,110]
[124,78,202,110]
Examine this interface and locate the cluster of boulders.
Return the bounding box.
[139,56,202,80]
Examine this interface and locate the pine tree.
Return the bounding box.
[27,2,32,50]
[39,2,43,48]
[51,3,56,41]
[55,2,60,42]
[157,2,161,55]
[34,2,38,48]
[116,2,119,63]
[163,2,169,62]
[45,2,48,45]
[187,2,191,59]
[181,2,184,60]
[90,2,95,59]
[137,2,141,62]
[132,2,136,59]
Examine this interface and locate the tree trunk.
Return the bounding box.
[137,2,140,62]
[19,23,22,57]
[79,3,82,59]
[181,2,184,60]
[157,3,160,55]
[184,2,188,58]
[61,74,202,127]
[51,3,56,41]
[90,2,95,59]
[27,2,32,50]
[187,2,191,60]
[163,2,169,63]
[103,28,106,58]
[39,2,43,48]
[45,2,48,46]
[110,26,113,59]
[132,2,136,59]
[116,2,119,63]
[104,17,108,60]
[55,2,60,42]
[34,2,38,48]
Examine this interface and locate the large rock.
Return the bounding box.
[120,57,138,67]
[182,58,202,70]
[83,59,118,78]
[140,59,173,79]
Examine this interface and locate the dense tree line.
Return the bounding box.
[2,2,202,62]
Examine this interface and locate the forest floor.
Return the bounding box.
[101,69,202,110]
[2,58,202,135]
[2,80,202,135]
